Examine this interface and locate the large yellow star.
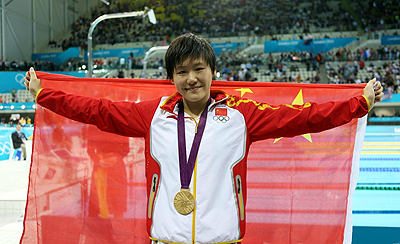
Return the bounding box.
[274,89,312,143]
[235,88,253,97]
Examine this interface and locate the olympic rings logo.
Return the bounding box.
[213,115,230,123]
[15,73,26,87]
[0,141,12,155]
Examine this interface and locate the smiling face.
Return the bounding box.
[165,33,216,112]
[171,58,215,106]
[165,33,217,113]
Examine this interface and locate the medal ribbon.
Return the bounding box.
[177,97,211,189]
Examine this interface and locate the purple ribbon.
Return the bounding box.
[177,98,211,189]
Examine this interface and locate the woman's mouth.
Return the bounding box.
[185,86,201,91]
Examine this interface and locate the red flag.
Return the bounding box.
[21,72,366,244]
[215,108,228,116]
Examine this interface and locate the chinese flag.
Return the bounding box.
[215,108,228,116]
[21,72,366,244]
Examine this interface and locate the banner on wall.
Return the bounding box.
[0,136,12,161]
[264,37,357,53]
[32,47,80,66]
[0,72,27,92]
[0,72,85,93]
[84,47,149,61]
[84,43,246,61]
[381,35,400,45]
[211,42,246,55]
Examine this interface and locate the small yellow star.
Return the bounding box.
[274,89,313,143]
[235,88,253,97]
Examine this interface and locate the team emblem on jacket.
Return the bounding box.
[213,108,230,123]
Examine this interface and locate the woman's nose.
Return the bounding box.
[187,71,197,83]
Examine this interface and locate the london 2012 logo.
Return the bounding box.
[0,141,12,155]
[15,73,26,87]
[213,108,230,123]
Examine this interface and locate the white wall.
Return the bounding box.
[0,0,100,62]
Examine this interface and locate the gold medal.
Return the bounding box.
[174,188,195,215]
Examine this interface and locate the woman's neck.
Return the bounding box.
[183,98,211,119]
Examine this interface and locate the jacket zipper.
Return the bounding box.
[190,117,199,243]
[148,174,158,218]
[236,175,244,221]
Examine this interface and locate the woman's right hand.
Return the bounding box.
[24,67,42,99]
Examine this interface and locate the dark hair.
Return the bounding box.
[165,33,216,79]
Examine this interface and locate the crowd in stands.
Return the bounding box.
[1,1,399,88]
[0,87,34,104]
[4,116,32,126]
[47,0,370,51]
[351,0,400,33]
[327,60,399,88]
[51,45,400,89]
[87,45,400,70]
[0,60,58,72]
[130,46,399,92]
[0,116,32,127]
[2,41,399,89]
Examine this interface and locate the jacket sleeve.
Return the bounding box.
[11,132,20,149]
[36,88,160,137]
[228,95,369,143]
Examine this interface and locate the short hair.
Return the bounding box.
[165,33,216,79]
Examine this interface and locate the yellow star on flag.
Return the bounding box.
[274,89,312,143]
[235,88,253,97]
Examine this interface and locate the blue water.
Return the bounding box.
[353,125,400,228]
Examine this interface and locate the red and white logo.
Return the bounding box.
[213,108,230,123]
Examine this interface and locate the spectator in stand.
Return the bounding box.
[332,75,340,84]
[314,74,320,83]
[11,88,16,102]
[19,117,26,126]
[359,60,365,70]
[367,63,374,72]
[295,74,302,82]
[120,57,126,69]
[11,124,27,160]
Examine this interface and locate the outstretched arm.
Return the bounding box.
[24,67,159,137]
[233,78,384,142]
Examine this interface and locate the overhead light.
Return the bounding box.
[32,105,36,109]
[144,7,156,24]
[21,105,26,109]
[10,105,14,110]
[100,0,110,5]
[0,105,3,109]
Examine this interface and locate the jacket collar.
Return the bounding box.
[160,90,230,114]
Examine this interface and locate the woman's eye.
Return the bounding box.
[196,67,204,71]
[177,71,186,74]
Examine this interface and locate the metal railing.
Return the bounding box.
[87,7,156,77]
